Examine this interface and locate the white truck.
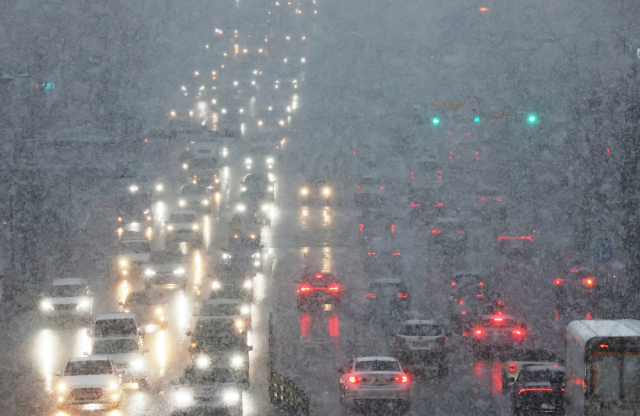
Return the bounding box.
[565,319,640,415]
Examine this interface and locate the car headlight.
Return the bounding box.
[129,185,139,193]
[76,299,91,310]
[119,259,128,267]
[192,224,199,230]
[241,186,247,192]
[240,305,250,315]
[106,382,119,390]
[155,307,163,315]
[196,354,211,369]
[130,358,145,371]
[222,253,232,260]
[182,163,189,170]
[178,199,187,207]
[300,187,309,196]
[236,204,246,212]
[268,186,274,191]
[174,268,186,275]
[323,187,331,196]
[231,355,244,368]
[174,389,194,408]
[58,382,68,392]
[254,261,261,267]
[212,280,222,290]
[266,157,274,164]
[245,158,252,164]
[40,300,54,311]
[117,217,123,222]
[243,279,253,289]
[235,319,245,331]
[144,269,155,276]
[223,389,241,405]
[201,199,209,206]
[167,224,174,231]
[262,204,270,212]
[252,253,261,259]
[155,183,164,192]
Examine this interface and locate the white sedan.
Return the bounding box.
[91,336,149,386]
[55,356,122,410]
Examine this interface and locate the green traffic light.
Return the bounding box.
[432,117,440,125]
[527,114,537,124]
[474,117,480,123]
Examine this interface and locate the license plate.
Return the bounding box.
[541,403,555,410]
[412,341,431,348]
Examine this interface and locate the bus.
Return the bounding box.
[565,319,640,415]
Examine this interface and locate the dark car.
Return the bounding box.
[510,365,565,415]
[391,320,449,377]
[364,278,410,316]
[297,272,343,310]
[240,173,274,202]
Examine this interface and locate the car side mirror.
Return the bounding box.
[247,346,253,352]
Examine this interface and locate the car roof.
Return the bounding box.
[453,270,482,277]
[356,356,397,362]
[95,312,137,321]
[121,237,149,243]
[69,355,111,363]
[170,209,198,216]
[370,278,402,285]
[203,299,241,305]
[52,278,87,286]
[93,335,139,342]
[521,365,565,372]
[402,320,439,325]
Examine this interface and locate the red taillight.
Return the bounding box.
[299,285,312,293]
[459,300,464,305]
[451,281,456,286]
[410,203,421,207]
[583,277,594,288]
[457,230,465,234]
[349,376,363,383]
[364,293,376,299]
[380,186,384,189]
[494,197,503,201]
[498,235,533,241]
[315,273,323,279]
[432,230,441,234]
[512,327,525,337]
[367,252,376,256]
[434,202,444,207]
[392,252,401,256]
[479,282,484,286]
[461,311,466,315]
[390,224,395,233]
[328,285,340,293]
[394,374,409,383]
[555,278,563,286]
[397,293,408,298]
[356,185,360,189]
[493,317,503,322]
[518,388,552,395]
[359,223,363,232]
[477,293,483,297]
[478,197,487,201]
[473,328,484,336]
[570,270,580,273]
[509,363,516,373]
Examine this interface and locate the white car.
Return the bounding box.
[144,250,187,289]
[391,320,449,376]
[338,356,412,413]
[166,209,202,245]
[91,336,148,386]
[117,236,152,276]
[195,299,251,334]
[178,184,212,211]
[169,365,246,415]
[244,142,276,171]
[39,278,93,322]
[55,356,122,410]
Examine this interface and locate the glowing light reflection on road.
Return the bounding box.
[118,280,131,304]
[322,206,332,227]
[193,250,203,295]
[322,246,332,273]
[74,328,92,357]
[35,329,58,391]
[157,329,166,376]
[300,207,309,229]
[203,215,211,248]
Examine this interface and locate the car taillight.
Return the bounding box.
[477,294,483,297]
[410,203,421,207]
[397,293,408,298]
[391,224,395,233]
[348,376,363,383]
[364,293,377,299]
[356,185,360,189]
[457,230,465,234]
[328,286,340,293]
[299,285,312,293]
[479,282,484,286]
[582,277,594,288]
[509,363,516,373]
[458,300,464,305]
[512,327,525,337]
[367,252,376,256]
[478,197,487,201]
[451,281,456,286]
[473,327,484,336]
[359,224,363,232]
[432,230,441,234]
[434,202,444,207]
[394,374,409,383]
[461,311,466,315]
[436,337,446,344]
[315,273,323,279]
[494,197,503,201]
[392,252,401,256]
[518,388,552,395]
[395,336,406,344]
[555,278,563,286]
[380,186,384,189]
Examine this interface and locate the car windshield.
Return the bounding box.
[93,319,137,337]
[181,367,236,385]
[244,175,268,184]
[93,339,138,354]
[518,369,565,383]
[355,360,400,372]
[121,242,151,253]
[64,360,113,376]
[190,158,217,169]
[149,251,182,264]
[125,291,164,306]
[181,186,206,195]
[47,285,87,298]
[369,283,400,295]
[171,214,196,223]
[400,324,443,337]
[200,303,241,316]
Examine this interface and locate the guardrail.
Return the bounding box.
[269,371,310,416]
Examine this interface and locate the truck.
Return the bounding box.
[565,319,640,415]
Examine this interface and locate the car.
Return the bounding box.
[239,173,275,203]
[228,213,260,244]
[188,319,250,357]
[500,349,559,393]
[144,250,188,289]
[473,184,507,222]
[166,210,202,245]
[467,311,528,359]
[243,142,276,172]
[364,278,410,315]
[189,157,220,190]
[449,271,485,332]
[358,211,396,243]
[91,312,143,340]
[510,365,566,415]
[430,216,467,251]
[296,272,343,310]
[117,236,152,276]
[126,174,167,202]
[496,233,536,259]
[195,299,251,333]
[299,178,334,204]
[117,197,152,236]
[178,184,212,212]
[338,356,411,413]
[554,266,608,313]
[364,237,403,276]
[218,238,261,277]
[55,356,123,410]
[39,278,93,322]
[391,320,449,377]
[210,276,253,303]
[168,365,246,415]
[120,290,170,330]
[91,336,149,386]
[354,178,385,207]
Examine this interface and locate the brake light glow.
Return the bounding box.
[328,286,340,293]
[457,230,465,234]
[364,293,376,298]
[391,224,395,233]
[451,281,456,286]
[570,270,580,273]
[397,293,408,298]
[555,278,563,286]
[600,344,608,348]
[315,273,323,279]
[493,317,503,322]
[410,203,421,207]
[512,327,525,337]
[459,300,464,305]
[477,293,483,297]
[474,328,484,336]
[434,202,444,207]
[359,223,363,232]
[509,364,516,373]
[494,197,502,201]
[367,252,376,256]
[394,375,409,383]
[380,186,384,189]
[348,376,362,383]
[432,230,441,234]
[478,197,487,201]
[479,282,484,286]
[392,252,401,256]
[498,236,533,241]
[461,311,466,315]
[299,285,312,293]
[356,185,360,189]
[582,277,594,288]
[518,388,552,395]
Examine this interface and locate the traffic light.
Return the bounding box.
[527,114,537,124]
[432,117,440,125]
[474,117,480,123]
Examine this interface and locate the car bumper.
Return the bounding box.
[61,390,121,406]
[146,275,186,286]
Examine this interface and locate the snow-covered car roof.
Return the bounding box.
[52,278,87,286]
[370,278,402,285]
[69,355,111,363]
[356,356,397,362]
[170,209,198,216]
[401,319,439,325]
[95,312,136,321]
[203,299,241,305]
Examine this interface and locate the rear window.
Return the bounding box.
[64,360,113,376]
[355,360,400,372]
[190,158,218,169]
[181,186,207,195]
[369,283,400,295]
[121,242,151,253]
[149,251,182,264]
[93,339,139,355]
[199,303,242,316]
[518,368,565,383]
[125,291,164,306]
[93,318,137,337]
[170,214,196,223]
[399,324,443,337]
[47,284,87,298]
